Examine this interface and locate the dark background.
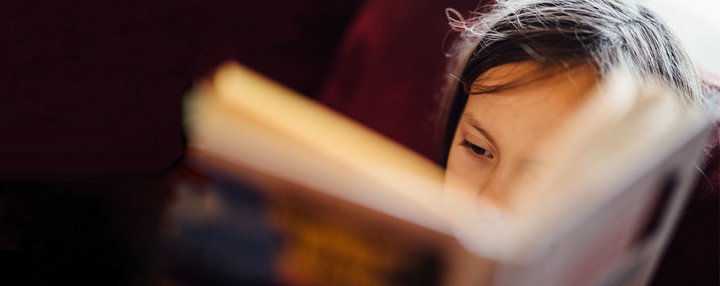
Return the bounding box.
[1,1,363,284]
[0,0,362,177]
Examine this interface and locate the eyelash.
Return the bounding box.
[460,139,494,159]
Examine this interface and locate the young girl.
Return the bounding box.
[439,0,708,202]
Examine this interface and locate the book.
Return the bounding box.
[165,62,710,286]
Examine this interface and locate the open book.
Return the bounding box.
[168,62,709,286]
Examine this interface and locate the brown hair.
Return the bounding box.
[437,0,703,164]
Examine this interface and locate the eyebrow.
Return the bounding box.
[461,113,498,150]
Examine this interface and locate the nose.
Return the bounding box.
[478,161,532,205]
[477,172,512,205]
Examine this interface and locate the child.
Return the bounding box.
[440,0,708,201]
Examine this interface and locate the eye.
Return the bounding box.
[460,139,495,159]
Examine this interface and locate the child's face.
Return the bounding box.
[444,61,598,204]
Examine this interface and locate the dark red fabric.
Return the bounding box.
[318,0,485,161]
[1,0,360,178]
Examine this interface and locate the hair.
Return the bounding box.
[436,0,706,164]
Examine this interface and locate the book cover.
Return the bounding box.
[162,62,710,286]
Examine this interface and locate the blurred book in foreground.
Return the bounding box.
[166,62,710,286]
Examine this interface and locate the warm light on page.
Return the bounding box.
[185,62,451,233]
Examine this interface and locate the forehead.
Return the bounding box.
[464,62,598,150]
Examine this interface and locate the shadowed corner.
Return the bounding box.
[0,176,175,286]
